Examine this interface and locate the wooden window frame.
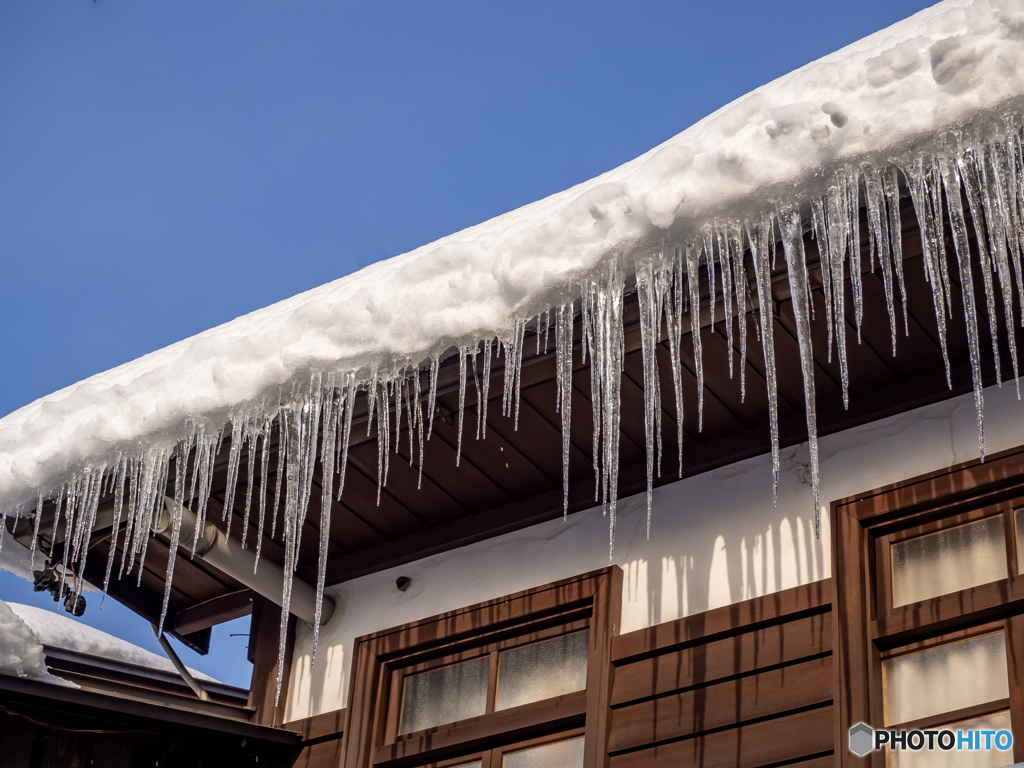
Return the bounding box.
[342,566,622,768]
[416,727,587,768]
[833,444,1024,766]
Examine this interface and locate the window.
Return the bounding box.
[341,567,621,768]
[416,731,585,768]
[833,446,1024,767]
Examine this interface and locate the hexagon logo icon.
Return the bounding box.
[849,722,874,757]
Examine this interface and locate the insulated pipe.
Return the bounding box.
[153,497,335,626]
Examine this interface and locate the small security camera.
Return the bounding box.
[396,576,412,592]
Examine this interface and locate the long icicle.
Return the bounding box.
[780,207,821,535]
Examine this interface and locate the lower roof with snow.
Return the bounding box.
[2,0,1024,687]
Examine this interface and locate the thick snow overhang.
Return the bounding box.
[3,0,1024,699]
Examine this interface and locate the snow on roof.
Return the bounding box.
[0,598,75,687]
[1,0,1021,510]
[4,600,218,683]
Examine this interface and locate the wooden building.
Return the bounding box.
[3,3,1024,767]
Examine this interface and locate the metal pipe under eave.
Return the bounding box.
[153,497,335,627]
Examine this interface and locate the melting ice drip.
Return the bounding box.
[7,114,1024,707]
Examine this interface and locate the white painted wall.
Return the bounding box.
[284,382,1024,721]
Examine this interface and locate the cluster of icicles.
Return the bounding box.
[3,114,1024,706]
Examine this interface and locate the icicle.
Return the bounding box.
[29,489,45,570]
[811,198,835,363]
[685,244,704,430]
[986,136,1024,315]
[221,416,246,537]
[501,319,526,429]
[118,464,137,578]
[543,308,551,354]
[403,371,416,460]
[827,178,851,408]
[376,377,390,505]
[666,249,685,477]
[312,381,340,668]
[750,216,780,503]
[883,166,911,335]
[481,338,492,439]
[271,426,285,539]
[48,483,66,560]
[907,157,952,386]
[555,302,574,517]
[275,405,303,708]
[366,363,379,438]
[240,417,257,548]
[411,372,425,488]
[846,168,865,342]
[717,227,735,377]
[636,259,663,537]
[337,376,356,503]
[471,349,483,441]
[584,261,625,559]
[702,225,716,333]
[582,287,602,501]
[779,207,820,534]
[254,416,273,571]
[958,141,1005,388]
[929,160,954,320]
[864,166,898,355]
[394,374,403,457]
[426,352,440,440]
[730,226,749,401]
[940,154,986,458]
[456,348,467,467]
[970,135,1020,392]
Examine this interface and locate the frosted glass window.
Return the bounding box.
[495,630,589,711]
[891,517,1007,607]
[886,710,1012,768]
[503,736,585,768]
[882,632,1009,726]
[400,656,489,735]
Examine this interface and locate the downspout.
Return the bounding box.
[152,497,335,627]
[153,623,212,702]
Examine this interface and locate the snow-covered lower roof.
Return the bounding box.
[1,0,1021,510]
[1,599,217,683]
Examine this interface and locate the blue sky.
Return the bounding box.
[0,0,935,690]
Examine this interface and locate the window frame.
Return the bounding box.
[833,445,1024,767]
[415,727,588,768]
[341,566,621,768]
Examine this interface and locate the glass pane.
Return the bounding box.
[886,710,1013,768]
[882,632,1009,726]
[495,630,589,711]
[503,736,585,768]
[891,516,1007,607]
[400,656,489,735]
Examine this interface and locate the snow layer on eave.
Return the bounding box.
[1,0,1023,507]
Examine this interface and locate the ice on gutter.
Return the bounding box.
[2,0,1024,705]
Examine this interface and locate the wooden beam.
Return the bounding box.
[173,589,254,636]
[248,594,295,727]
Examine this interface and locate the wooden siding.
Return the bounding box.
[607,580,834,768]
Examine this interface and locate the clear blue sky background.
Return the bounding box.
[1,0,935,690]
